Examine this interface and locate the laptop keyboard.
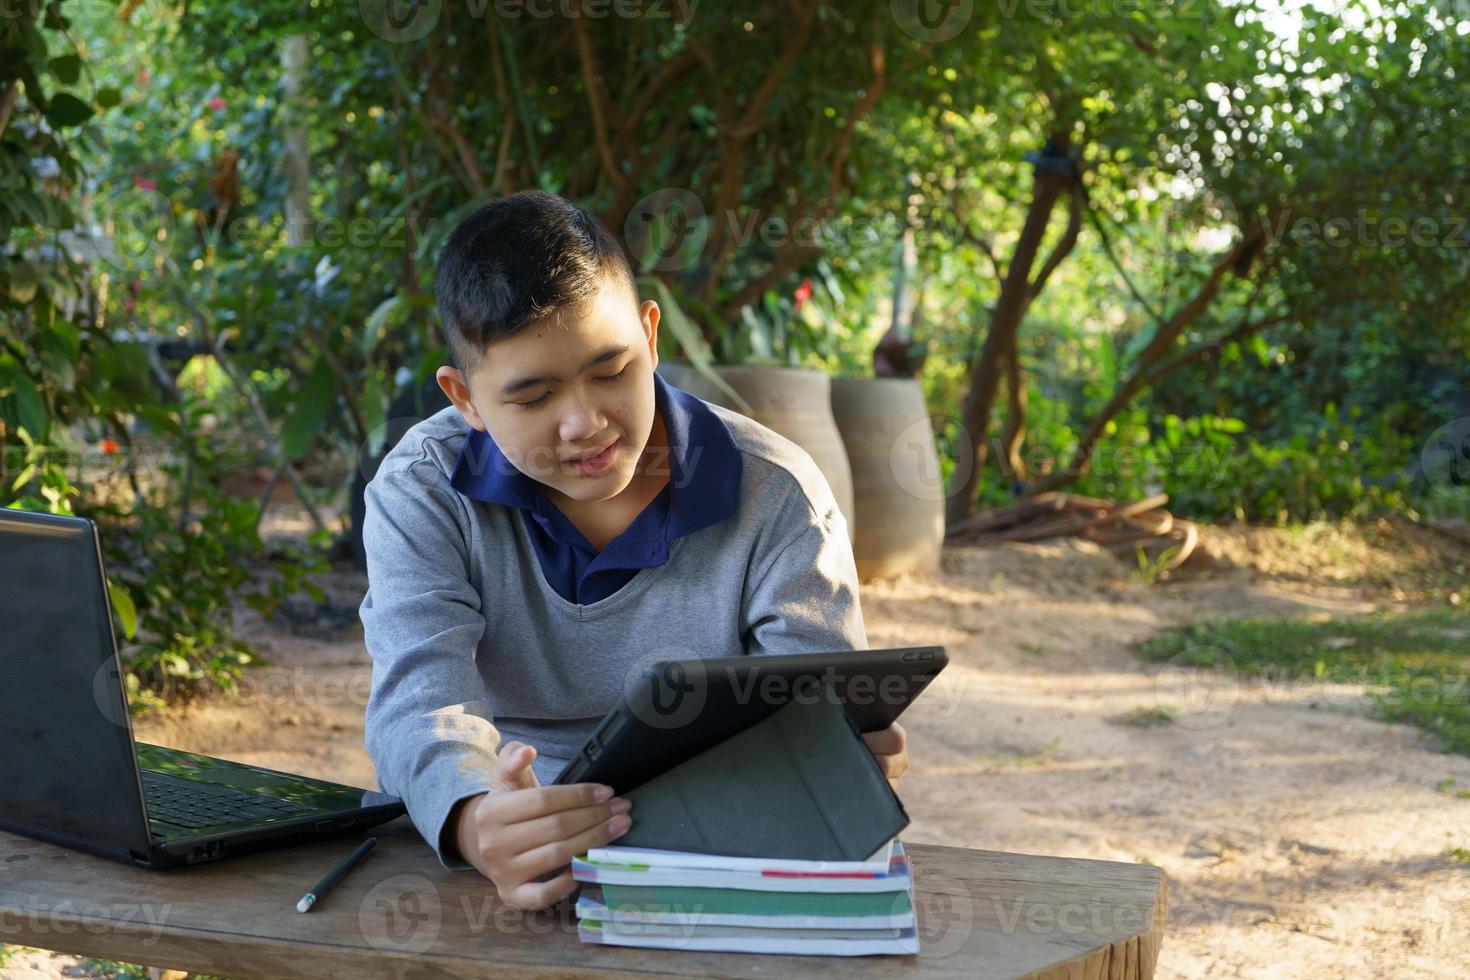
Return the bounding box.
[142,769,313,829]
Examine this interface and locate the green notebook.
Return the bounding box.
[597,883,914,918]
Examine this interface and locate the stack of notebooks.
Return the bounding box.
[568,679,918,955]
[571,836,918,956]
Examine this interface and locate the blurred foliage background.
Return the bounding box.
[2,0,1467,701]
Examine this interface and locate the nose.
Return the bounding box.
[557,387,608,445]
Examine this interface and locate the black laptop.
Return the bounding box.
[0,507,404,869]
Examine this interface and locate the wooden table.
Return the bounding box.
[0,818,1166,978]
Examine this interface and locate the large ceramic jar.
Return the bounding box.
[829,377,944,580]
[658,362,855,544]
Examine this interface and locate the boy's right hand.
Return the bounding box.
[449,741,632,911]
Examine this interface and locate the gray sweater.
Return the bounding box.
[359,401,867,867]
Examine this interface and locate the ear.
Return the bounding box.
[436,366,487,432]
[640,299,661,372]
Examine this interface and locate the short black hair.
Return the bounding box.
[433,191,637,375]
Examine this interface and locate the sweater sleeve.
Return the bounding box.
[359,458,502,871]
[741,490,868,657]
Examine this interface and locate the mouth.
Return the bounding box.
[564,436,620,475]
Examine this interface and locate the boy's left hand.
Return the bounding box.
[862,721,908,791]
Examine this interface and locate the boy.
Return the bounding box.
[360,191,908,911]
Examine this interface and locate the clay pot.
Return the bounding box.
[829,377,945,580]
[658,362,855,543]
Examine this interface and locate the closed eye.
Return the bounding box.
[513,366,627,409]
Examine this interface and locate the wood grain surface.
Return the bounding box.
[0,818,1166,978]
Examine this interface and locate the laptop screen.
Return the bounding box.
[0,509,153,859]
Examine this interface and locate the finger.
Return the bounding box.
[490,743,541,792]
[503,868,579,912]
[498,799,632,856]
[510,810,632,880]
[515,743,543,788]
[862,724,905,756]
[484,782,616,825]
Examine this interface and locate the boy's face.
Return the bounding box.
[436,276,662,506]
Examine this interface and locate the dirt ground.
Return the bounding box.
[6,516,1469,978]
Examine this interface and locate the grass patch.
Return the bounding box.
[980,736,1062,769]
[1112,704,1179,727]
[1137,608,1470,754]
[81,959,226,980]
[83,960,153,979]
[1435,778,1470,798]
[0,948,224,979]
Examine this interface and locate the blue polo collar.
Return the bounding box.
[449,370,742,567]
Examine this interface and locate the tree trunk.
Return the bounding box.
[944,135,1074,527]
[999,342,1028,484]
[875,184,921,377]
[281,36,310,247]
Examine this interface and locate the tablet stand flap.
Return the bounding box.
[617,678,908,860]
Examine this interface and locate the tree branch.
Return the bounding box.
[1026,181,1083,304]
[823,33,886,213]
[573,17,627,196]
[1082,186,1165,326]
[0,82,19,141]
[952,207,1005,281]
[1025,232,1276,496]
[730,0,818,140]
[169,287,329,535]
[614,49,700,160]
[1144,306,1296,388]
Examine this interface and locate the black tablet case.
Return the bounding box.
[615,679,909,861]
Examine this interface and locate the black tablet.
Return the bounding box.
[553,645,948,794]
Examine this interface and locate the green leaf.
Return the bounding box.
[361,294,404,356]
[640,276,751,412]
[109,579,139,641]
[42,314,81,363]
[43,92,94,128]
[10,464,37,493]
[96,86,121,109]
[281,357,337,460]
[6,259,39,304]
[37,347,75,391]
[0,369,48,440]
[360,374,388,457]
[48,54,80,85]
